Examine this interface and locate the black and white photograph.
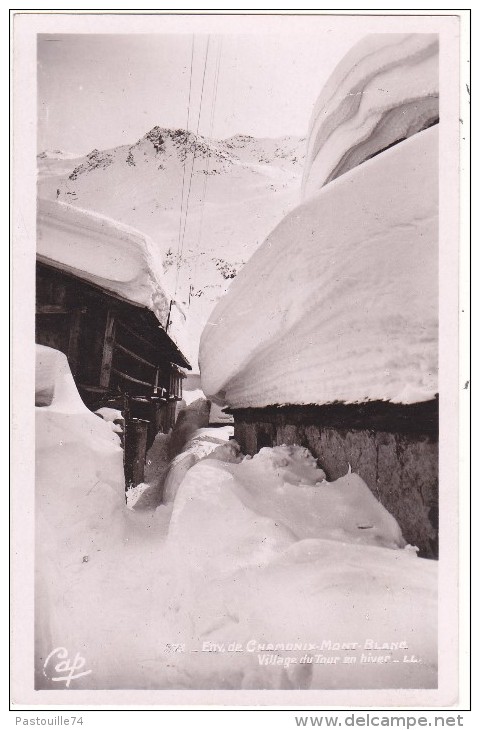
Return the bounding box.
[11,10,468,710]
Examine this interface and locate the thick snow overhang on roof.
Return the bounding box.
[37,197,171,321]
[37,198,191,368]
[199,126,438,409]
[302,34,439,199]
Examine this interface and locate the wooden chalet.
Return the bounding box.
[36,216,191,491]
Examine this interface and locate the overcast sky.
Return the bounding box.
[37,32,361,154]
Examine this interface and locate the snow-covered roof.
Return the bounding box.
[37,198,192,360]
[302,34,438,198]
[199,125,438,408]
[37,197,171,322]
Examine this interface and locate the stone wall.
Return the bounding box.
[230,401,438,559]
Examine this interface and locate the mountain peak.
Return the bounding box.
[140,126,231,164]
[144,126,201,148]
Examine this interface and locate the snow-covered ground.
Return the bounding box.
[36,347,437,690]
[200,125,438,408]
[37,149,86,198]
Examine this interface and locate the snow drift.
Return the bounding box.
[168,444,406,556]
[35,346,126,683]
[35,348,437,689]
[162,447,436,689]
[35,347,126,546]
[302,33,438,197]
[199,125,438,408]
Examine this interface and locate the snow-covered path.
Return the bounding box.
[35,351,437,691]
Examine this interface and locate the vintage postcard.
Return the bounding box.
[10,10,470,712]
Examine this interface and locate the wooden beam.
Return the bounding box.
[116,319,158,352]
[67,309,83,377]
[99,310,115,389]
[124,418,149,490]
[37,304,88,314]
[111,367,153,389]
[113,341,157,369]
[78,384,109,393]
[36,304,69,314]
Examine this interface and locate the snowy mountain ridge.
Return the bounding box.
[38,126,304,187]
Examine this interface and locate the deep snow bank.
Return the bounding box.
[35,346,126,683]
[35,348,436,690]
[127,401,234,510]
[168,444,405,556]
[199,126,438,408]
[163,425,236,504]
[161,444,436,689]
[302,34,438,197]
